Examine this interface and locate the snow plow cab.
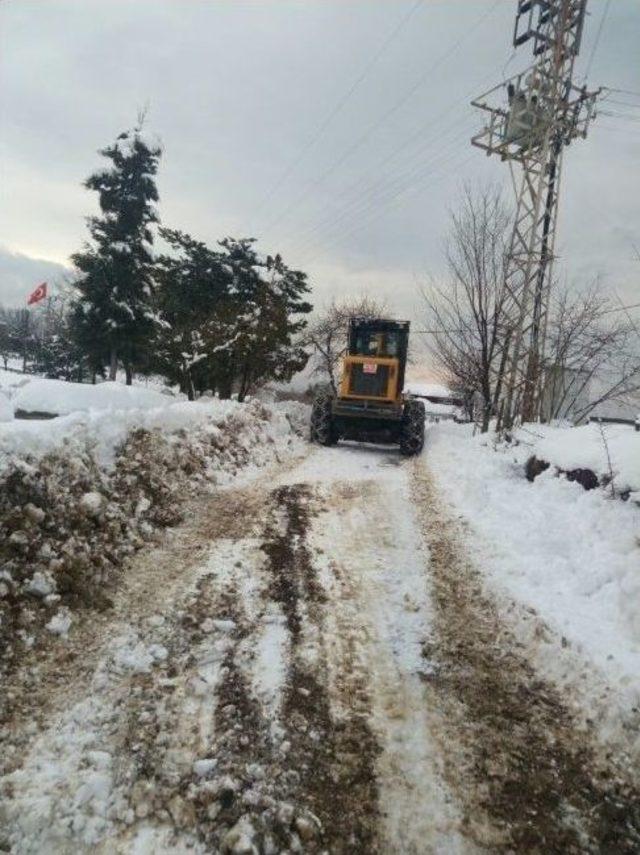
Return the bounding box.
[310,318,425,455]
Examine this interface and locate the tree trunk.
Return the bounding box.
[109,347,118,381]
[125,365,133,386]
[237,366,251,403]
[481,390,492,433]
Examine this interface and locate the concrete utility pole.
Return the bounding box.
[471,0,599,426]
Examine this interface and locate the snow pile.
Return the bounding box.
[0,368,30,394]
[519,422,640,495]
[11,377,172,416]
[0,398,307,673]
[425,424,640,749]
[404,382,454,399]
[0,392,13,423]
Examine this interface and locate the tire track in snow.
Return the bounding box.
[412,464,640,853]
[259,482,382,853]
[306,461,472,854]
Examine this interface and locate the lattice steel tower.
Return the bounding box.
[472,0,598,425]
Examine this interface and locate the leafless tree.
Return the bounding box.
[542,281,640,423]
[304,296,389,393]
[422,184,512,432]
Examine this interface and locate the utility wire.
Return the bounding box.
[296,122,475,257]
[291,70,495,252]
[294,113,472,251]
[583,0,612,80]
[263,0,503,236]
[301,149,476,266]
[285,50,509,260]
[603,87,640,99]
[599,110,640,123]
[251,0,424,226]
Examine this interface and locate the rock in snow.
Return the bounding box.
[193,758,218,777]
[45,608,73,637]
[79,491,106,517]
[25,571,56,598]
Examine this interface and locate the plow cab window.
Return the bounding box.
[353,330,401,357]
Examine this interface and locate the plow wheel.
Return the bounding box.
[400,398,425,456]
[310,394,337,446]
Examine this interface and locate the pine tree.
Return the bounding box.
[216,238,312,401]
[152,232,312,400]
[71,125,162,383]
[152,228,234,399]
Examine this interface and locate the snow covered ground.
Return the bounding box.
[425,423,640,756]
[3,435,638,853]
[2,372,639,851]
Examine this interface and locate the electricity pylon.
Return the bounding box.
[471,0,599,426]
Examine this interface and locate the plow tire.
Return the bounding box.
[400,398,425,456]
[310,394,337,446]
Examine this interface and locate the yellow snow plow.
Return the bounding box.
[310,318,425,455]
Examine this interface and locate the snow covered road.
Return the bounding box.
[1,441,639,853]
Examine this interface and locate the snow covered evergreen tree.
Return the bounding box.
[214,238,312,401]
[153,228,235,399]
[71,125,162,383]
[152,232,312,399]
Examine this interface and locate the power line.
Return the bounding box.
[297,128,476,259]
[602,301,640,316]
[294,114,473,253]
[604,87,640,99]
[251,0,424,226]
[301,149,476,266]
[289,62,503,255]
[584,0,612,80]
[414,304,640,336]
[281,48,513,262]
[601,96,640,109]
[262,0,503,236]
[599,111,640,124]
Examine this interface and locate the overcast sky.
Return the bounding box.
[1,0,638,329]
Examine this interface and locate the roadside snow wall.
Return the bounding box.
[426,423,640,758]
[0,399,307,676]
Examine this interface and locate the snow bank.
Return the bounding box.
[0,368,30,395]
[0,398,242,473]
[0,392,13,423]
[0,398,308,670]
[520,422,640,494]
[425,424,640,747]
[11,377,171,416]
[404,382,454,399]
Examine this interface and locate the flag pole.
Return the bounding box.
[22,307,29,373]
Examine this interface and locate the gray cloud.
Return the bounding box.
[0,0,637,320]
[0,246,69,307]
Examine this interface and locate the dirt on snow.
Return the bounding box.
[1,442,638,854]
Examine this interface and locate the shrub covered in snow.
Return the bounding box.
[518,423,640,498]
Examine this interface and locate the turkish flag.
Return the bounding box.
[27,282,48,305]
